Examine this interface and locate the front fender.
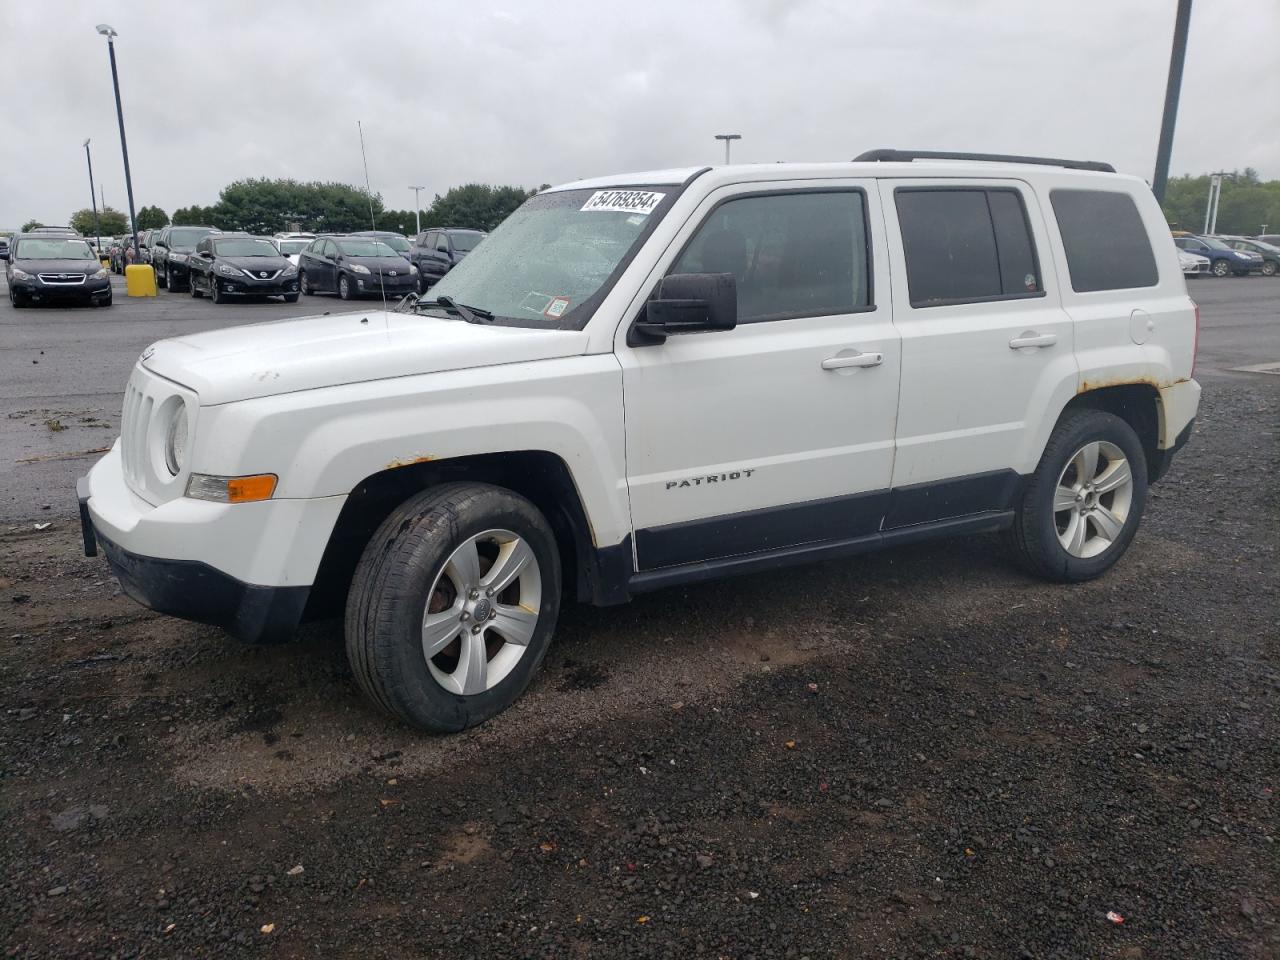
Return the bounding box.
[193,355,631,548]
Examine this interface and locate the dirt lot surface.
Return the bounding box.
[2,280,1278,958]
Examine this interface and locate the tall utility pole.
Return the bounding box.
[1152,0,1193,203]
[83,139,101,251]
[409,185,426,235]
[96,25,140,258]
[714,133,742,164]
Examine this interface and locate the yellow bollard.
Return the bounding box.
[124,264,157,297]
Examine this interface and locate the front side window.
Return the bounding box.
[1050,189,1158,292]
[671,190,871,322]
[895,187,1042,307]
[420,185,672,327]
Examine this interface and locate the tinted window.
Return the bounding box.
[671,191,871,322]
[449,231,484,252]
[1050,189,1158,292]
[895,188,1042,307]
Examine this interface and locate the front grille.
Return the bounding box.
[120,381,153,490]
[244,268,281,281]
[39,273,87,285]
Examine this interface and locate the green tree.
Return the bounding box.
[21,219,43,232]
[70,206,128,236]
[171,205,216,226]
[1161,171,1280,235]
[422,184,536,232]
[205,178,384,234]
[136,205,169,230]
[378,209,421,235]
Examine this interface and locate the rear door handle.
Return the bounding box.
[1008,332,1057,349]
[822,351,883,370]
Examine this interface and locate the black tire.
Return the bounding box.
[11,287,27,308]
[1006,409,1148,583]
[95,293,112,308]
[166,266,178,291]
[156,263,168,289]
[300,272,313,296]
[338,274,353,300]
[283,293,299,303]
[190,272,203,298]
[1211,259,1231,278]
[345,482,562,733]
[1262,260,1278,277]
[210,275,225,304]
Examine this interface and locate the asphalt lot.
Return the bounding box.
[1,276,1278,958]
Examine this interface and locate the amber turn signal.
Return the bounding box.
[186,473,277,503]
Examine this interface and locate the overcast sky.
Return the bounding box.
[1,0,1276,229]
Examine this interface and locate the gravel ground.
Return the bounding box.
[1,285,1278,958]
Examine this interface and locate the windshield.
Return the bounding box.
[373,234,410,252]
[449,231,484,253]
[1201,237,1231,251]
[277,239,309,255]
[169,228,213,252]
[214,239,278,257]
[16,238,96,260]
[336,238,397,257]
[423,187,668,326]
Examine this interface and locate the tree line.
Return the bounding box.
[22,170,1280,241]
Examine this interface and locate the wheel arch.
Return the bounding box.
[305,450,628,623]
[1060,383,1160,479]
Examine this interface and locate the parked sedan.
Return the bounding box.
[1220,236,1279,276]
[297,235,419,300]
[187,234,300,303]
[1178,249,1210,277]
[153,225,220,290]
[1173,235,1262,277]
[3,233,112,307]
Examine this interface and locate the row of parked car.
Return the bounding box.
[1173,232,1280,278]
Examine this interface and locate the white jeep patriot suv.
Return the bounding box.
[78,149,1200,732]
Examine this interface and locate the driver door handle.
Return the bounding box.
[822,351,883,370]
[1008,332,1057,349]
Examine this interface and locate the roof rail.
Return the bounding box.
[852,148,1116,174]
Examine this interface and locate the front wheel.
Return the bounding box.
[156,264,168,288]
[166,266,178,291]
[338,274,353,300]
[1006,409,1147,582]
[10,287,26,308]
[300,271,313,296]
[345,483,561,733]
[1212,259,1231,278]
[210,275,225,304]
[283,293,299,303]
[190,273,203,298]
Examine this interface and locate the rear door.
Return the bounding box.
[618,180,901,571]
[879,178,1077,524]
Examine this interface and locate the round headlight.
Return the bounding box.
[165,407,188,476]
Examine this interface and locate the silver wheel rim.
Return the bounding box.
[421,528,541,696]
[1054,440,1134,559]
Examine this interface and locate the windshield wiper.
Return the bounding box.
[419,295,494,323]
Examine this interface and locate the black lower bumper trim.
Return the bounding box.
[1149,417,1195,484]
[76,476,97,557]
[93,529,309,644]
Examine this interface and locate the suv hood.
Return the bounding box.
[141,310,589,405]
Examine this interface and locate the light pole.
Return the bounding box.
[714,133,741,164]
[1152,0,1193,204]
[409,185,426,235]
[96,25,141,262]
[1203,172,1231,235]
[83,139,101,252]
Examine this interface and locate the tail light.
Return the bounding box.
[1191,301,1200,377]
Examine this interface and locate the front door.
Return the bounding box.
[618,181,901,571]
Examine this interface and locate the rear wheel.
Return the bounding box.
[1263,260,1278,277]
[1006,409,1147,582]
[346,483,561,733]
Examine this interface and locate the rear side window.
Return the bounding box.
[895,187,1043,308]
[671,190,872,323]
[1050,189,1158,292]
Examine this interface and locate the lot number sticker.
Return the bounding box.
[545,296,571,318]
[580,190,665,215]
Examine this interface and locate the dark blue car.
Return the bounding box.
[1173,235,1263,277]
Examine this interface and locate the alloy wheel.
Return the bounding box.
[1053,440,1134,559]
[420,529,542,696]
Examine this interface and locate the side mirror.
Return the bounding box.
[0,251,8,262]
[630,273,737,345]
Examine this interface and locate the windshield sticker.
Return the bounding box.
[544,297,571,319]
[580,190,665,215]
[519,291,555,315]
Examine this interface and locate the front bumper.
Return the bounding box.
[355,276,418,296]
[213,275,300,297]
[12,277,111,302]
[78,443,346,643]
